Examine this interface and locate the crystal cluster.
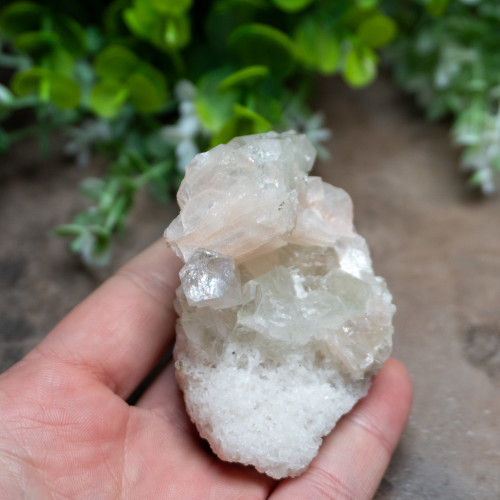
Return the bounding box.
[165,131,395,479]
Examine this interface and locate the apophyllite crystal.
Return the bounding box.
[164,131,395,479]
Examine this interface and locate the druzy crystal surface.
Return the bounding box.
[165,131,395,479]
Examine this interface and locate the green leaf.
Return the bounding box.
[146,160,174,202]
[11,67,81,108]
[357,15,397,49]
[271,0,314,13]
[249,91,283,124]
[163,14,190,49]
[211,117,256,147]
[294,18,340,74]
[104,195,130,232]
[122,8,144,36]
[53,223,84,237]
[233,103,271,132]
[14,31,59,57]
[211,102,273,146]
[89,80,128,118]
[210,117,246,146]
[0,1,43,36]
[11,67,45,97]
[127,72,167,113]
[229,23,296,77]
[123,2,158,41]
[79,227,112,267]
[46,48,74,75]
[91,46,168,115]
[94,45,139,80]
[468,169,484,187]
[0,84,15,108]
[218,65,270,92]
[424,0,450,17]
[491,155,500,172]
[136,64,169,98]
[123,1,190,50]
[49,74,81,109]
[52,15,87,56]
[85,26,104,54]
[343,45,377,87]
[356,0,378,8]
[205,0,268,52]
[0,3,86,57]
[150,0,193,15]
[195,68,240,134]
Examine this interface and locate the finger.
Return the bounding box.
[270,358,412,500]
[28,239,182,399]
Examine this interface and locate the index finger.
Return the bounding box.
[26,239,182,399]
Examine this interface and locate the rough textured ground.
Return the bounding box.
[1,74,500,498]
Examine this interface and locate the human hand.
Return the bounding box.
[0,240,412,499]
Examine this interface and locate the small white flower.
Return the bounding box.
[434,43,477,89]
[175,80,197,102]
[302,112,332,160]
[457,107,500,194]
[283,103,332,160]
[160,80,201,172]
[177,139,199,171]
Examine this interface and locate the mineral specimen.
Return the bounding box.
[164,131,395,479]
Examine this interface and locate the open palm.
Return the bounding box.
[0,241,412,499]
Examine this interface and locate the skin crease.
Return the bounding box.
[0,240,412,500]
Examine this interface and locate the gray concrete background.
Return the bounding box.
[1,74,499,498]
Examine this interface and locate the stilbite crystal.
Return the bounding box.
[165,131,395,479]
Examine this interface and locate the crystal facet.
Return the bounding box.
[165,130,395,479]
[180,248,242,308]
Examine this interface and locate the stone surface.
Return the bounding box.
[165,131,395,478]
[2,74,500,497]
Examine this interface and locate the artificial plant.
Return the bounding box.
[0,0,498,265]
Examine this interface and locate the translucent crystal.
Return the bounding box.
[165,131,395,479]
[164,130,314,263]
[180,249,241,308]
